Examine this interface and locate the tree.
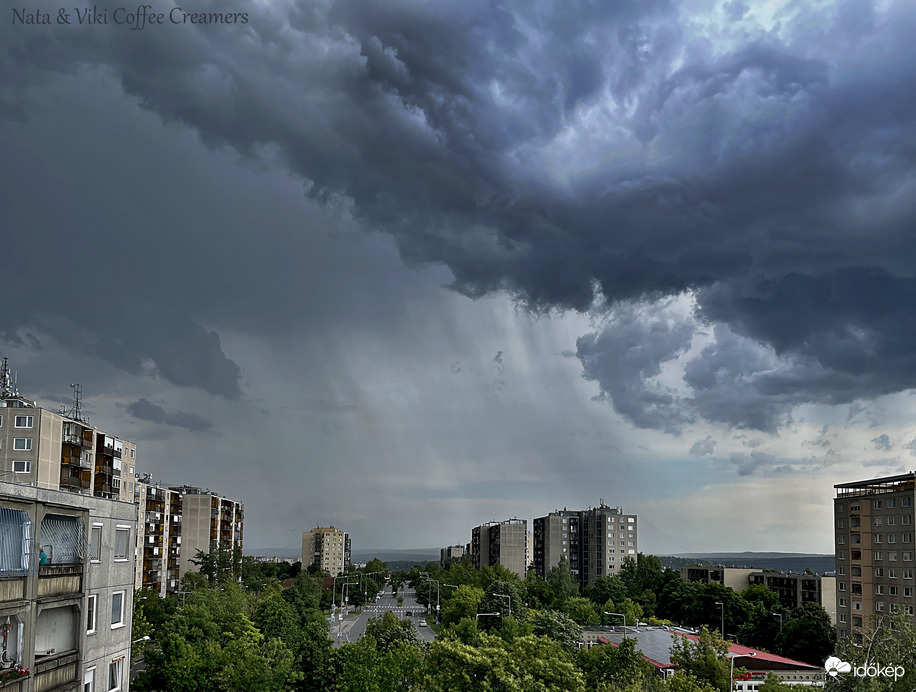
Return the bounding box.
[546,557,579,608]
[585,575,628,609]
[479,579,527,630]
[577,636,656,690]
[774,602,835,665]
[758,673,798,692]
[423,634,586,692]
[833,612,916,691]
[529,609,583,656]
[563,597,600,626]
[668,626,731,691]
[440,585,484,626]
[364,611,422,652]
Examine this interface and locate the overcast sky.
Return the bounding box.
[3,0,916,556]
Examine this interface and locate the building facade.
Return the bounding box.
[0,481,136,692]
[470,519,527,578]
[134,481,244,596]
[440,545,466,567]
[0,359,137,503]
[303,527,350,577]
[533,502,637,588]
[834,471,916,642]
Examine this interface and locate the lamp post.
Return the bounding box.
[604,611,627,638]
[726,652,756,692]
[715,601,725,639]
[475,612,500,622]
[492,593,511,618]
[772,612,783,634]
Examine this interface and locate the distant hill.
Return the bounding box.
[244,547,441,565]
[660,552,835,575]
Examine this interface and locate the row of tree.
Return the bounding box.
[130,550,916,690]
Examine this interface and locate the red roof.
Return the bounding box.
[677,632,821,670]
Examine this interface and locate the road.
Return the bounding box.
[331,586,437,647]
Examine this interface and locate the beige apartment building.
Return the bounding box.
[0,358,137,503]
[135,481,244,595]
[533,502,637,588]
[834,471,916,643]
[303,526,351,576]
[471,519,528,578]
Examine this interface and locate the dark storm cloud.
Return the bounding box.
[4,0,916,425]
[127,398,214,432]
[872,434,892,451]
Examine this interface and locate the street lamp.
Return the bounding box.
[492,593,511,618]
[604,611,627,638]
[772,612,783,634]
[726,652,756,692]
[475,612,500,622]
[715,601,725,639]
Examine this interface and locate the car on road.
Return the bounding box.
[419,620,427,627]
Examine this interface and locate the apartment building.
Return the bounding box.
[834,471,916,642]
[303,527,350,577]
[0,358,137,503]
[174,486,244,584]
[470,519,527,578]
[440,545,466,567]
[533,502,637,588]
[0,481,136,692]
[681,566,837,625]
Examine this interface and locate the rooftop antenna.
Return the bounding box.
[68,383,86,422]
[0,357,11,398]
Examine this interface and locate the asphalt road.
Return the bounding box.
[331,587,437,647]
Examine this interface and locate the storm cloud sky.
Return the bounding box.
[3,0,916,554]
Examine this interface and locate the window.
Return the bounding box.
[874,534,882,543]
[13,438,31,451]
[838,550,846,560]
[839,598,847,607]
[889,516,897,525]
[113,528,129,561]
[875,584,884,595]
[889,586,898,596]
[874,500,883,509]
[889,568,897,578]
[872,567,881,577]
[14,415,33,428]
[838,566,846,575]
[905,569,914,579]
[111,591,124,628]
[851,534,861,544]
[850,502,861,511]
[851,583,862,595]
[837,519,845,528]
[854,601,862,611]
[889,552,898,561]
[87,594,97,633]
[84,666,95,692]
[837,535,845,544]
[887,534,895,543]
[12,460,30,473]
[108,658,123,691]
[838,582,847,591]
[889,498,897,508]
[905,516,912,525]
[906,533,913,543]
[875,517,884,526]
[903,497,911,507]
[853,616,862,627]
[905,587,913,597]
[89,525,102,562]
[876,602,885,612]
[905,552,913,561]
[852,566,862,576]
[839,613,847,623]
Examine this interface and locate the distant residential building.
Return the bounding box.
[534,502,637,588]
[303,526,351,576]
[135,480,244,596]
[591,626,825,689]
[680,566,837,625]
[0,358,138,503]
[834,471,916,643]
[471,519,527,578]
[440,544,465,567]
[680,566,756,592]
[0,480,136,692]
